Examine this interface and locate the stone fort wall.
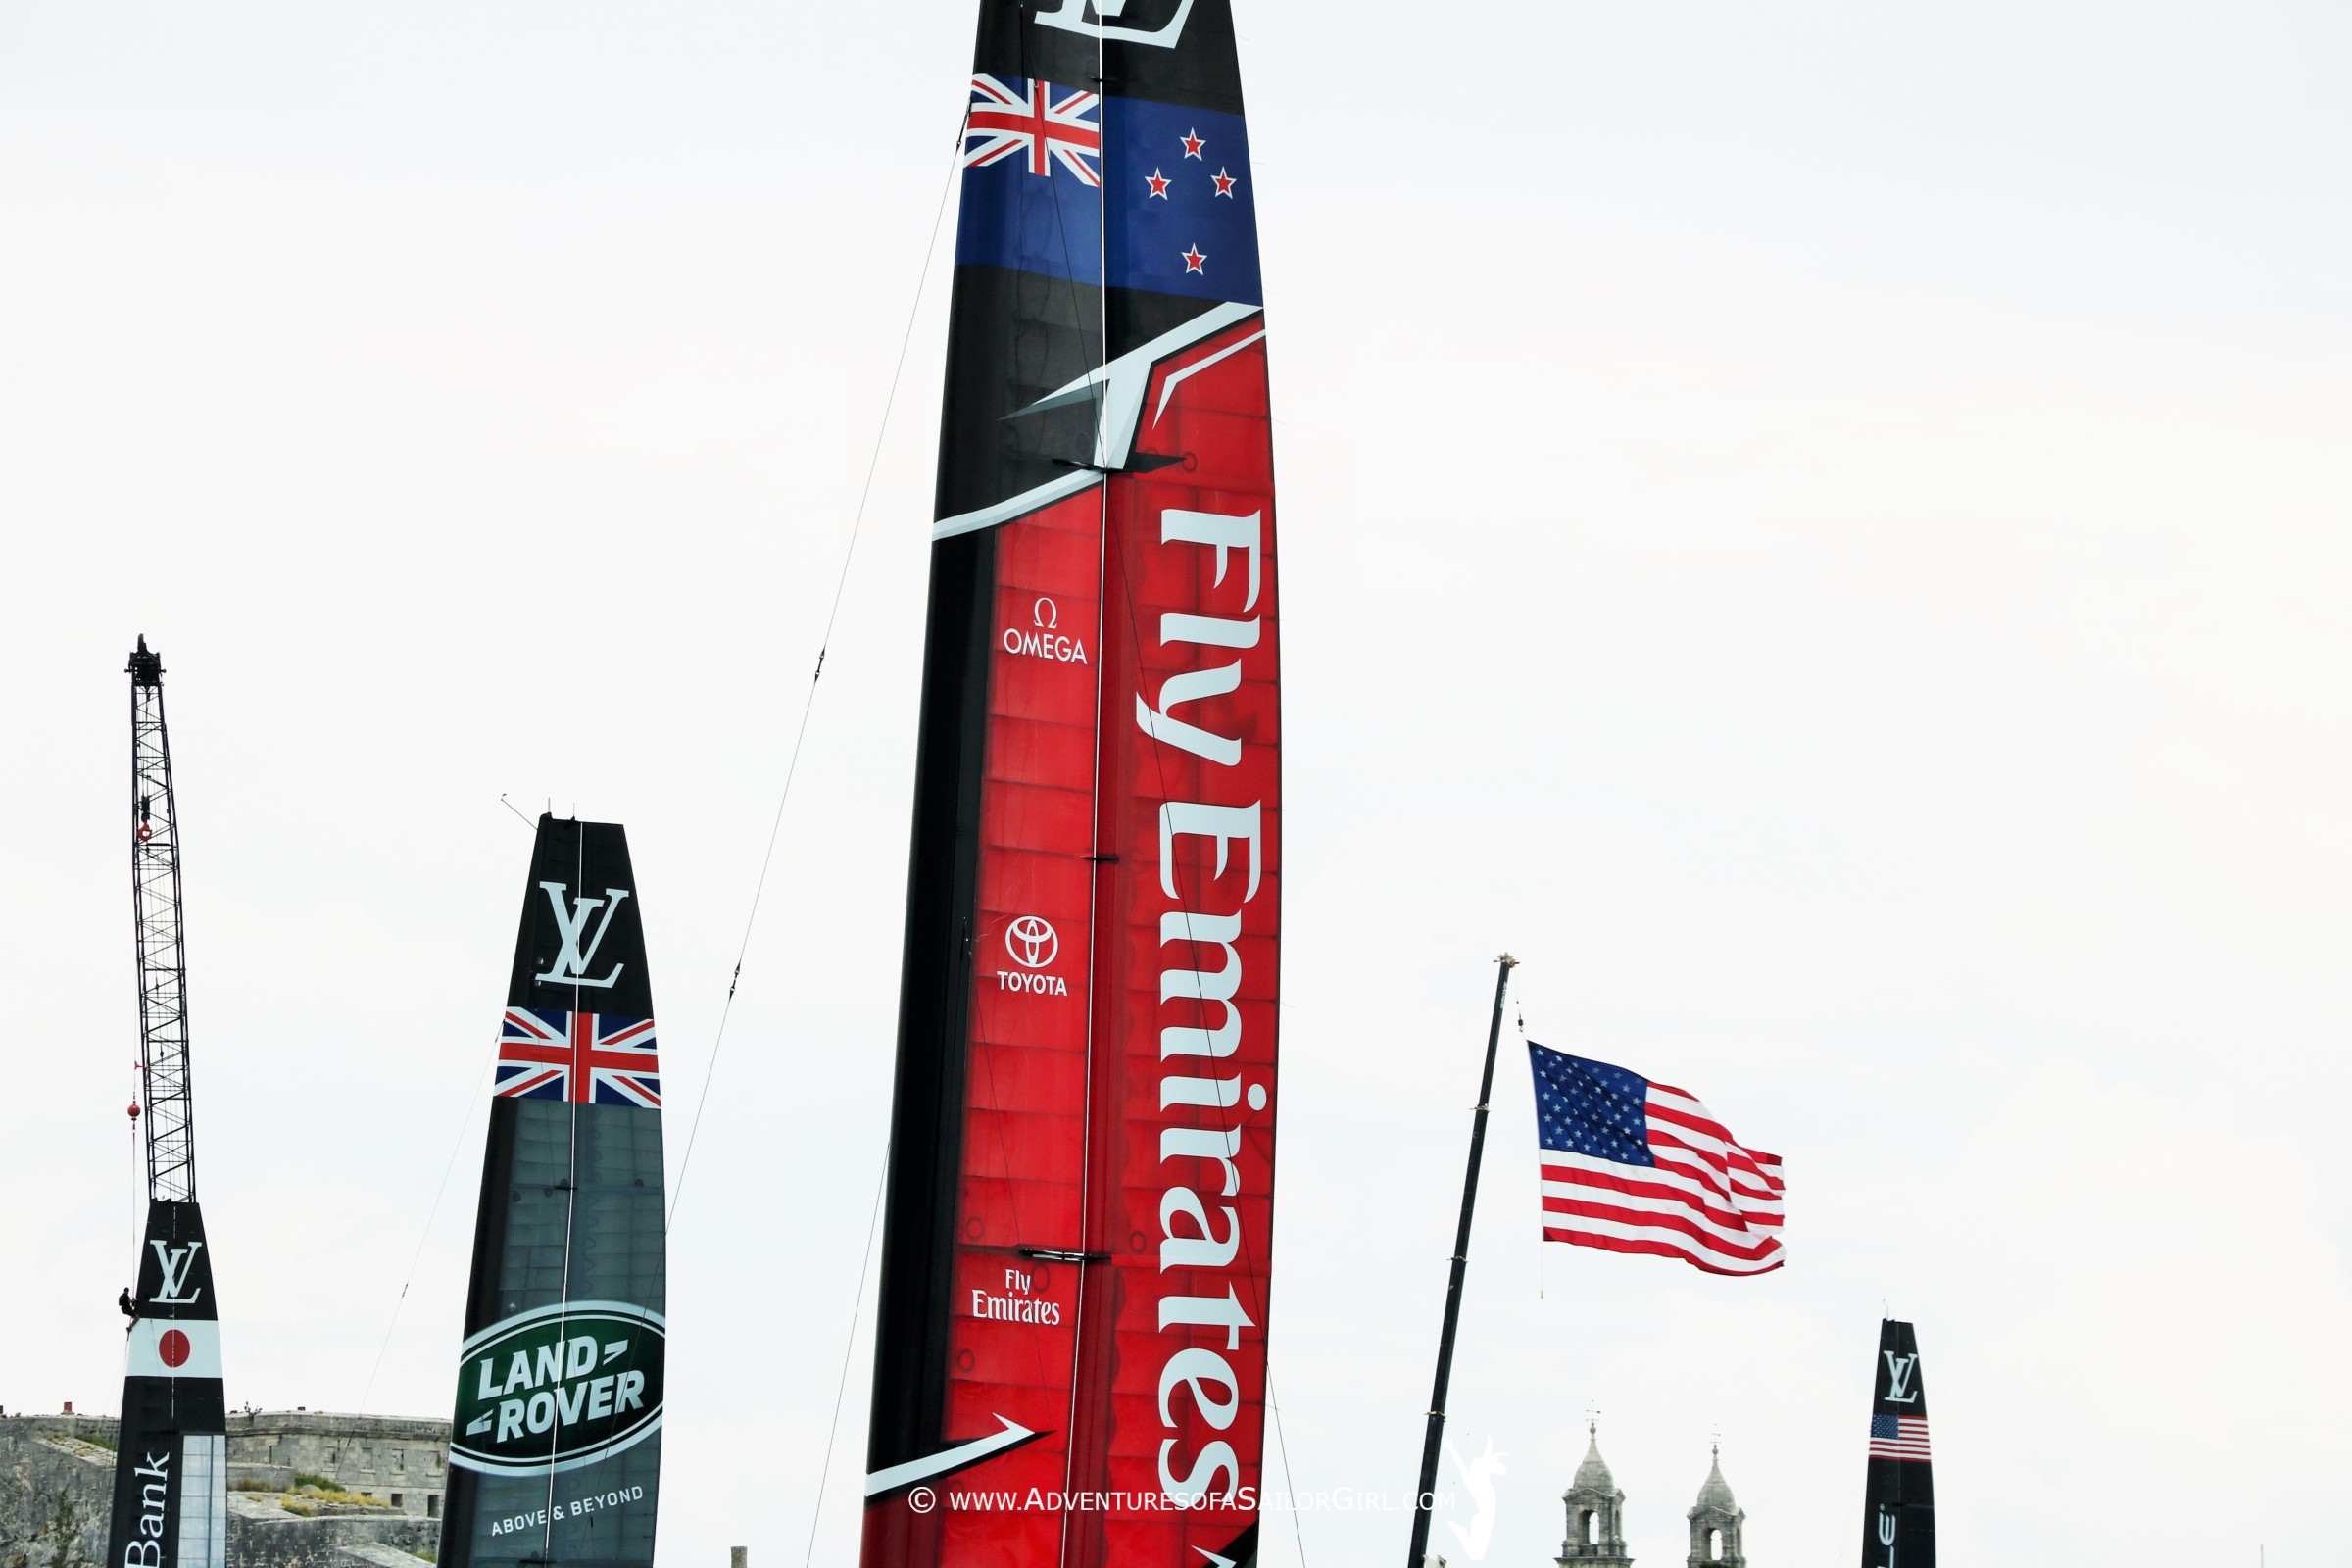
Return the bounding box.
[1,1410,451,1568]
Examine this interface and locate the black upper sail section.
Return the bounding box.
[934,0,1258,524]
[443,814,665,1568]
[973,0,1244,115]
[130,1201,219,1325]
[1860,1318,1936,1568]
[506,815,653,1017]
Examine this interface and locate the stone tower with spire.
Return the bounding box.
[1685,1446,1745,1568]
[1556,1425,1633,1568]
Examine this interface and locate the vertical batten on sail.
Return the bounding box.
[863,3,1280,1565]
[439,818,666,1568]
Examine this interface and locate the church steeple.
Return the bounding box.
[1685,1446,1745,1568]
[1558,1424,1633,1568]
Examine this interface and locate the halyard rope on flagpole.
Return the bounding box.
[1518,996,1546,1299]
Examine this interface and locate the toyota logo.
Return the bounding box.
[1006,916,1058,969]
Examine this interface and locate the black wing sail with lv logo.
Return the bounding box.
[109,1205,226,1568]
[1859,1319,1936,1568]
[439,816,666,1568]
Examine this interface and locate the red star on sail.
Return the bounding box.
[1181,244,1207,274]
[1212,167,1237,197]
[1180,128,1206,159]
[1146,169,1171,199]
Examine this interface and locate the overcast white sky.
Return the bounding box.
[4,3,2348,1565]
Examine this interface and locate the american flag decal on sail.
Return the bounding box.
[1869,1414,1932,1462]
[1528,1042,1785,1276]
[963,75,1102,184]
[496,1008,660,1107]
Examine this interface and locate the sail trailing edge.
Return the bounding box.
[863,4,1282,1565]
[440,816,665,1568]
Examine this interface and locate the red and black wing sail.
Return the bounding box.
[864,3,1279,1565]
[1860,1319,1936,1568]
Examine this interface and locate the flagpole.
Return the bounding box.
[1404,953,1517,1568]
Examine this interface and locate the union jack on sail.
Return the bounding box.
[963,75,1102,184]
[496,1008,661,1107]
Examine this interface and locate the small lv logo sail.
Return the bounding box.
[1882,1351,1919,1404]
[535,882,630,990]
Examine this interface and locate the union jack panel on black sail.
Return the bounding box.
[440,817,666,1568]
[496,1009,662,1107]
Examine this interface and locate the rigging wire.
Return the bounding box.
[666,103,970,1232]
[1265,1364,1310,1567]
[536,829,594,1556]
[799,1157,890,1568]
[126,1070,144,1269]
[335,1047,493,1472]
[322,98,969,1515]
[329,805,550,1484]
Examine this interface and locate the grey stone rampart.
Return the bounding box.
[226,1497,440,1568]
[2,1412,448,1568]
[222,1413,450,1520]
[0,1417,117,1568]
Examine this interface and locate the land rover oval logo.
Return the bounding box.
[449,1300,665,1475]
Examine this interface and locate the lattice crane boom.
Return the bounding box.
[128,635,197,1202]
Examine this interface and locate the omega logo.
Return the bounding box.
[1003,597,1090,665]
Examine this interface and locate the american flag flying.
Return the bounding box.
[1527,1042,1784,1275]
[963,75,1102,184]
[495,1008,660,1108]
[1869,1415,1932,1462]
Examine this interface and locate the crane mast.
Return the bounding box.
[129,635,197,1200]
[107,635,227,1568]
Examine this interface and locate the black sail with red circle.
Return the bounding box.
[108,640,229,1568]
[862,4,1280,1566]
[108,1202,227,1568]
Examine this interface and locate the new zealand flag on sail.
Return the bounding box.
[956,74,1262,305]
